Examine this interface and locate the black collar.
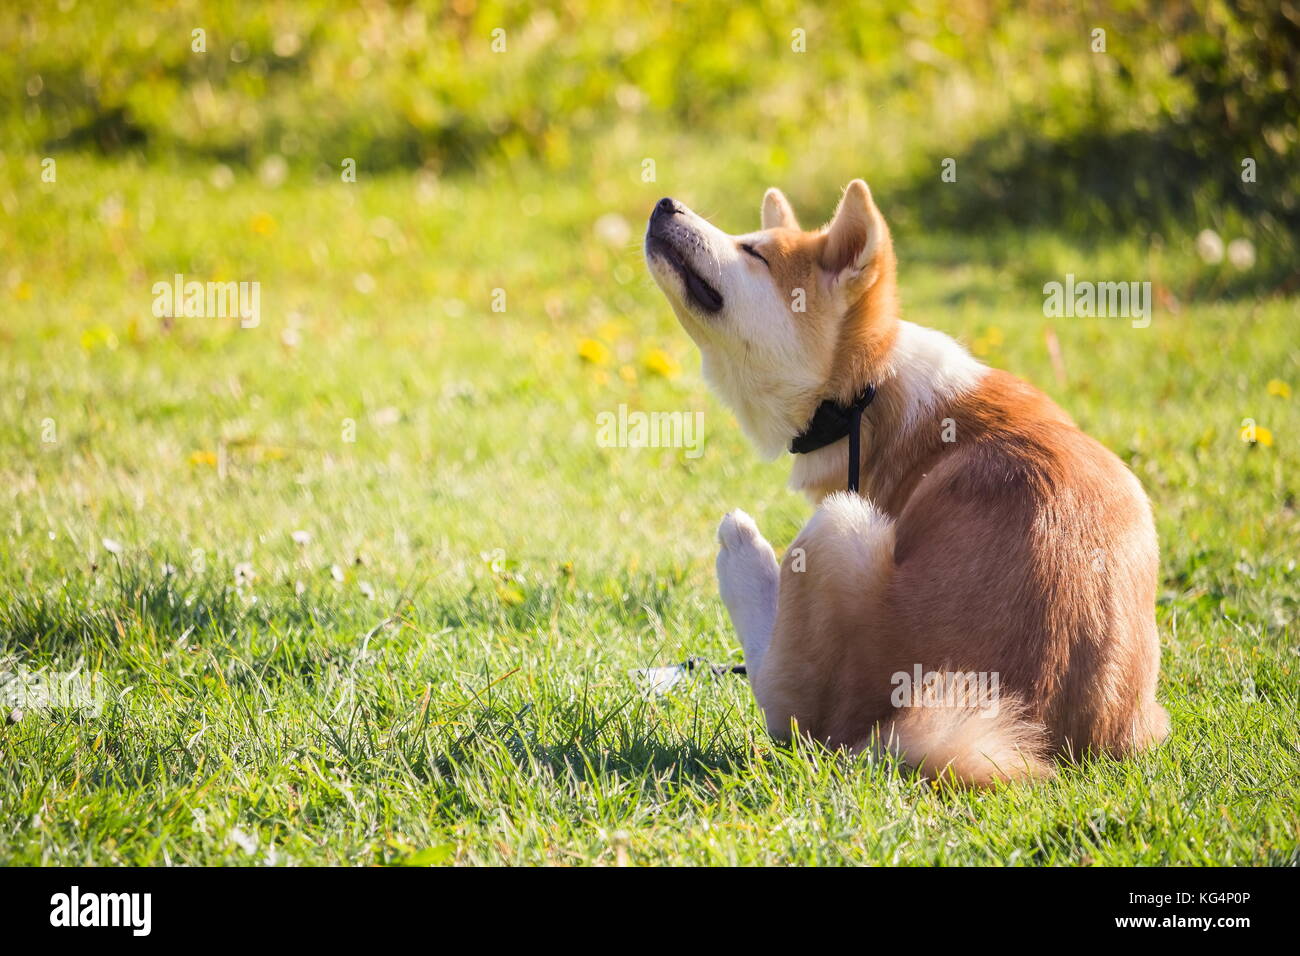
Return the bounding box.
[788,383,876,493]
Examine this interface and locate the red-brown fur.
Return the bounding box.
[651,182,1169,785]
[765,366,1169,773]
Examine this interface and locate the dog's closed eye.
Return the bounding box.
[740,243,768,266]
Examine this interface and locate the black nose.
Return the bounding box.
[654,197,681,217]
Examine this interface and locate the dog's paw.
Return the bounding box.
[717,509,765,553]
[716,510,778,615]
[716,511,779,666]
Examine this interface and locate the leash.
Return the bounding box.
[631,657,746,695]
[640,385,878,692]
[685,657,746,676]
[788,383,877,493]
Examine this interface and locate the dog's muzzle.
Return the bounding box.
[645,199,724,313]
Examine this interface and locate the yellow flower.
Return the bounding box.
[597,318,627,343]
[250,212,277,236]
[494,582,525,606]
[577,337,611,365]
[188,450,218,466]
[618,364,638,384]
[643,348,680,379]
[80,325,118,351]
[970,326,1002,357]
[1267,379,1292,399]
[1240,423,1273,447]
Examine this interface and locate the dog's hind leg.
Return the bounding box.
[716,509,780,683]
[752,492,898,745]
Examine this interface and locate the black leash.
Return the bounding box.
[632,657,746,694]
[788,383,877,493]
[682,657,746,677]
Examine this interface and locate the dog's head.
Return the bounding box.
[644,181,898,458]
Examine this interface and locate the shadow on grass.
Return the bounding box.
[896,123,1299,300]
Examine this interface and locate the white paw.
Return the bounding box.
[715,510,779,675]
[717,509,763,552]
[716,510,779,619]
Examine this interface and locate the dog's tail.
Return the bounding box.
[871,689,1054,787]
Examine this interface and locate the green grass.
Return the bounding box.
[1,144,1297,865]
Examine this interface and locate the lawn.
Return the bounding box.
[1,147,1296,865]
[1,0,1298,866]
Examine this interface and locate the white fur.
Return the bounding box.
[645,202,986,470]
[789,321,987,495]
[882,320,988,431]
[796,491,896,577]
[716,509,779,681]
[700,347,824,461]
[646,208,828,459]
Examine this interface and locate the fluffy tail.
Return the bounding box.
[873,692,1054,787]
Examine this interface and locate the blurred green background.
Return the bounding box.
[5,0,1298,285]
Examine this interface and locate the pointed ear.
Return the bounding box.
[761,188,799,230]
[820,179,885,279]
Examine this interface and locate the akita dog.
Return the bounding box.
[644,182,1169,785]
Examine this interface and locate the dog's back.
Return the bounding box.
[882,369,1168,762]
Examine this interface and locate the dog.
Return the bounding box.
[644,181,1169,786]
